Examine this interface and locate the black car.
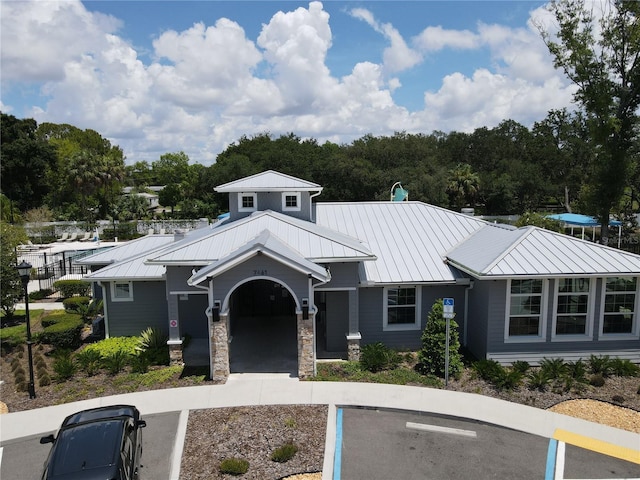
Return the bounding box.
[40,405,146,480]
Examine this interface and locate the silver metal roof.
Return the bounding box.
[215,170,322,192]
[84,251,166,281]
[188,230,330,285]
[447,225,640,278]
[76,235,175,265]
[315,202,489,283]
[146,210,375,265]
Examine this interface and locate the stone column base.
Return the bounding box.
[346,333,361,362]
[297,314,314,378]
[211,316,229,382]
[168,341,184,366]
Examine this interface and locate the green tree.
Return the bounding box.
[541,0,640,244]
[516,212,564,232]
[0,113,57,213]
[152,152,190,185]
[66,150,103,222]
[158,183,182,214]
[446,163,480,210]
[0,222,28,319]
[417,299,463,379]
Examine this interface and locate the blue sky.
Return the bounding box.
[1,1,576,165]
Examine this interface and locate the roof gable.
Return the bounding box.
[76,235,174,266]
[188,230,330,285]
[215,170,322,192]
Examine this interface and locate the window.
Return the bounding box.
[602,277,638,336]
[111,281,133,302]
[383,286,421,331]
[238,192,257,212]
[553,278,592,339]
[282,192,301,211]
[506,279,545,340]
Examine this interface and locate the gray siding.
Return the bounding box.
[325,291,349,351]
[166,266,204,293]
[358,285,466,351]
[106,281,168,337]
[227,191,312,221]
[320,262,359,289]
[465,279,493,360]
[211,255,311,309]
[178,293,209,338]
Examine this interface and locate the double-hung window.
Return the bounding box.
[553,278,592,339]
[383,286,420,331]
[111,281,133,302]
[506,279,545,340]
[601,277,638,336]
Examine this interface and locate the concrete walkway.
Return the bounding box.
[1,377,638,479]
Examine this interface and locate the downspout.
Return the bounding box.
[191,272,214,366]
[309,190,322,223]
[463,280,474,347]
[97,281,110,338]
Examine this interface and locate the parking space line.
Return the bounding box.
[405,422,477,438]
[553,429,640,465]
[333,408,343,480]
[545,439,558,480]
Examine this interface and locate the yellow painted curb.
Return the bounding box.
[553,429,640,465]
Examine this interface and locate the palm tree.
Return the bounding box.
[67,150,102,223]
[446,163,480,211]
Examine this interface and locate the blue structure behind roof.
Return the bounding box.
[390,182,408,201]
[547,213,622,226]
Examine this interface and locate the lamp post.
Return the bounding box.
[16,260,36,399]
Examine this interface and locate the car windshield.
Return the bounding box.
[50,420,124,476]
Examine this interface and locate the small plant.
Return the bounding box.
[610,358,639,377]
[611,394,625,404]
[494,368,523,391]
[14,371,26,384]
[129,354,150,374]
[52,350,77,381]
[417,299,463,378]
[539,358,566,379]
[565,360,588,384]
[76,348,103,376]
[472,359,504,383]
[527,369,551,392]
[103,350,129,375]
[271,442,298,463]
[39,373,51,387]
[284,417,297,428]
[360,342,400,373]
[15,380,27,392]
[589,373,605,387]
[511,360,530,374]
[219,457,249,475]
[588,355,613,377]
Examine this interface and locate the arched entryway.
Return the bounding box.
[228,279,298,375]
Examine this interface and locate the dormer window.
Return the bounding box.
[282,192,301,212]
[238,192,257,212]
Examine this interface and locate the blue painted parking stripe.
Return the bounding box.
[545,439,558,480]
[333,407,343,480]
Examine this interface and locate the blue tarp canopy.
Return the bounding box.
[546,213,621,226]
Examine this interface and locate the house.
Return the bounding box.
[81,171,640,381]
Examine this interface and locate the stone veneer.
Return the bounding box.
[211,315,230,382]
[297,313,315,378]
[168,342,184,365]
[347,338,361,361]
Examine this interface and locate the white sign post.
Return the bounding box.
[443,298,455,386]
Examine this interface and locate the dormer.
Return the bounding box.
[214,170,323,222]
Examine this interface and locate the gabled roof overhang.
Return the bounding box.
[188,230,331,286]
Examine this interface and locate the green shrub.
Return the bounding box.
[103,351,128,375]
[565,360,588,383]
[39,373,51,387]
[0,324,26,348]
[53,279,91,298]
[417,299,463,378]
[129,354,150,374]
[610,358,640,377]
[511,360,530,374]
[52,350,76,381]
[271,442,298,463]
[589,373,605,387]
[612,394,625,404]
[472,359,504,383]
[136,328,170,366]
[14,371,26,384]
[15,380,27,392]
[76,348,103,376]
[494,369,524,391]
[539,358,567,379]
[29,289,53,301]
[360,342,400,373]
[84,337,140,357]
[41,311,82,328]
[527,369,551,391]
[588,355,613,377]
[219,457,249,475]
[40,315,83,350]
[63,296,91,313]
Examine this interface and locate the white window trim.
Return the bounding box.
[282,192,301,212]
[383,286,421,331]
[238,192,257,212]
[598,276,640,341]
[111,281,133,302]
[551,278,594,342]
[504,279,547,343]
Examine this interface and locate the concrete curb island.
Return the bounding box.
[1,377,638,478]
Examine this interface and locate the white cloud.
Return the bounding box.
[1,1,579,165]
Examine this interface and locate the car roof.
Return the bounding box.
[47,419,124,479]
[62,405,139,427]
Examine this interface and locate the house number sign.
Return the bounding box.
[253,269,268,275]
